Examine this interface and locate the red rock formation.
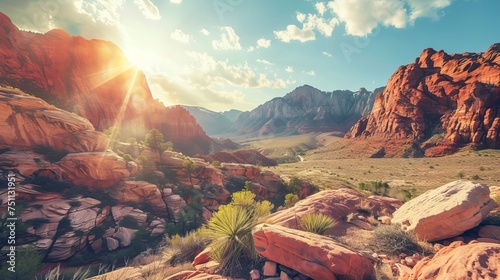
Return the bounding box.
[346,44,500,157]
[401,241,500,280]
[0,13,211,155]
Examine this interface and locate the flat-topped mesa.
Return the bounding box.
[0,12,211,155]
[346,43,500,157]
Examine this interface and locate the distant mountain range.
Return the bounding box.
[232,85,383,136]
[181,106,243,135]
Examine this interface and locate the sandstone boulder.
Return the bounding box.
[253,224,375,280]
[109,181,167,215]
[47,232,85,261]
[267,188,402,229]
[392,181,497,241]
[57,152,130,188]
[111,206,147,227]
[68,198,101,232]
[113,227,138,247]
[401,241,500,280]
[106,237,119,251]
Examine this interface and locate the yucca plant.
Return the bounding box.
[299,212,338,235]
[205,190,273,277]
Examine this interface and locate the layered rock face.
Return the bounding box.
[234,85,381,135]
[346,44,500,157]
[0,88,289,263]
[0,13,211,155]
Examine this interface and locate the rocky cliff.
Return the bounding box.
[0,12,211,155]
[346,44,500,157]
[0,87,291,264]
[234,85,382,135]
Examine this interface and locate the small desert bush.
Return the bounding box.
[373,224,432,255]
[299,213,338,235]
[37,265,92,280]
[205,190,273,277]
[164,229,211,266]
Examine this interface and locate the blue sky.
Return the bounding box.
[1,0,499,111]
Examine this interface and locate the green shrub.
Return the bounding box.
[284,193,299,208]
[299,213,337,235]
[472,174,481,180]
[206,190,272,277]
[0,245,42,280]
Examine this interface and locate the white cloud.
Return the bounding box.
[200,28,210,36]
[170,0,182,4]
[406,0,452,21]
[133,0,161,20]
[328,0,453,36]
[185,51,291,89]
[303,70,316,76]
[212,26,242,50]
[257,38,271,48]
[274,11,338,43]
[322,51,332,57]
[247,46,255,52]
[296,12,307,23]
[315,2,326,15]
[274,25,316,43]
[170,29,193,44]
[256,59,273,65]
[285,66,294,73]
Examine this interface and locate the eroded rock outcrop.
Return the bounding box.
[0,13,213,155]
[0,88,108,152]
[401,241,500,280]
[346,44,500,157]
[253,224,375,280]
[392,180,498,242]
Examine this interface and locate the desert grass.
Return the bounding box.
[260,135,500,195]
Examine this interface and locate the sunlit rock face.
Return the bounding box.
[346,44,500,157]
[234,84,381,135]
[0,12,211,155]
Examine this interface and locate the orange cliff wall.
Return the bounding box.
[0,12,211,155]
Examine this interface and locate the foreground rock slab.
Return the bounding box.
[253,223,375,280]
[392,180,497,241]
[401,241,500,280]
[267,188,402,229]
